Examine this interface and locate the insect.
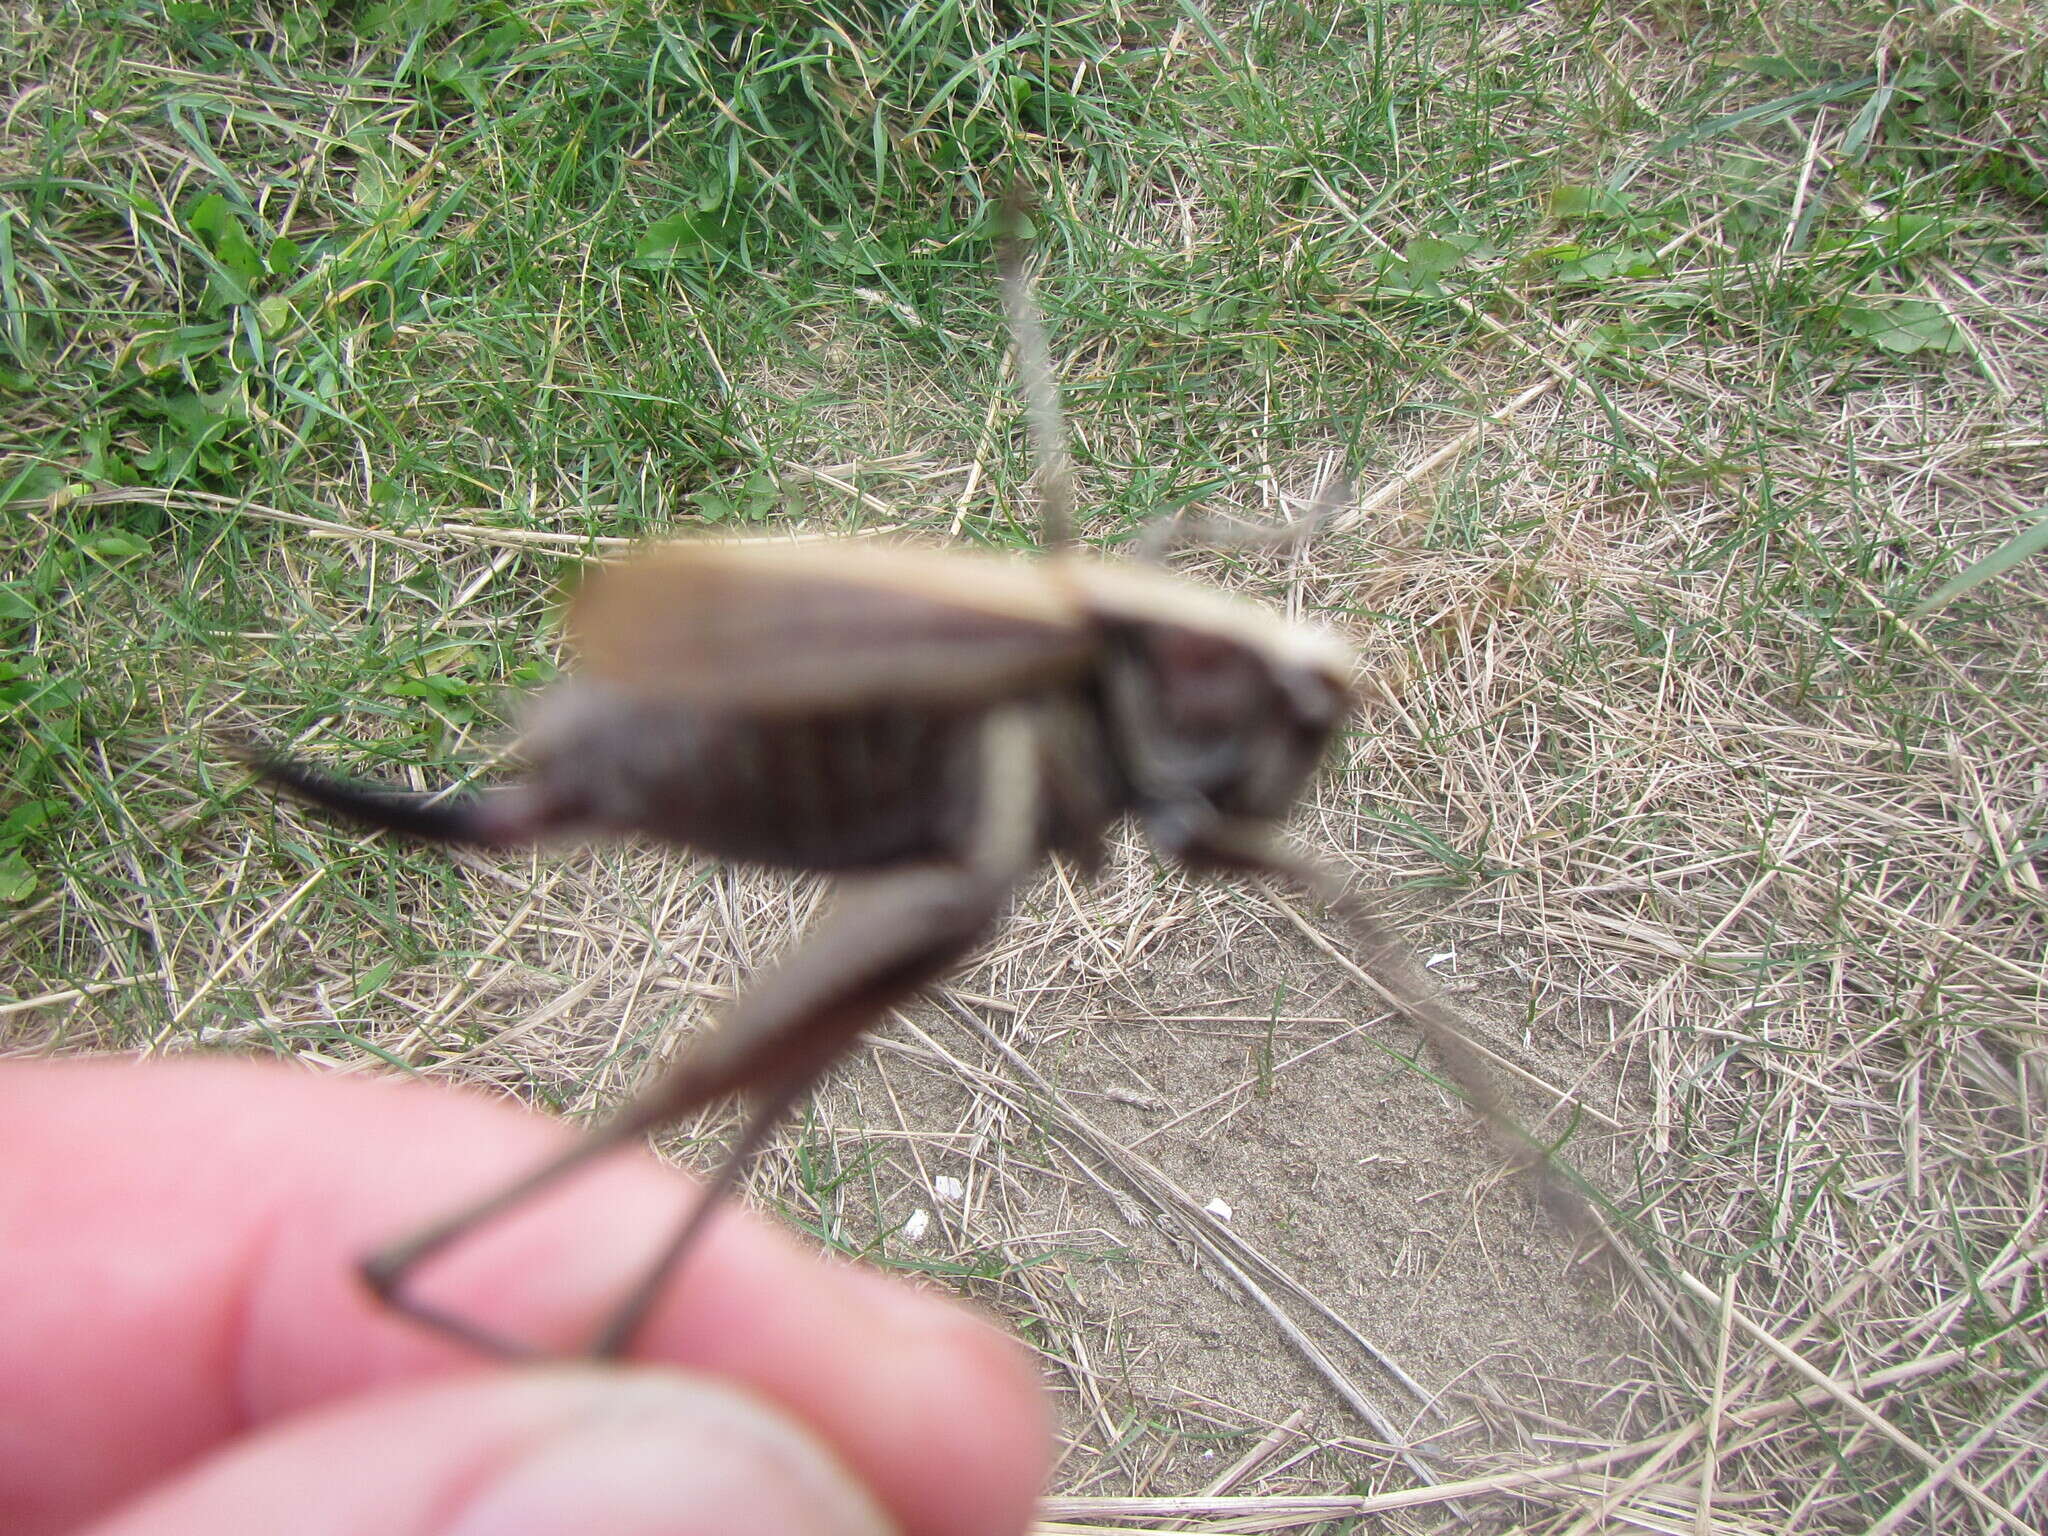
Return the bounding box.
[244,191,1570,1360]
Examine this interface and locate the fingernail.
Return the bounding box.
[443,1370,896,1536]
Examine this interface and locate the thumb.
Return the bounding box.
[82,1367,897,1536]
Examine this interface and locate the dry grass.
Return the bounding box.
[5,2,2046,1531]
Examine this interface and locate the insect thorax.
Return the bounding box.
[1089,610,1353,829]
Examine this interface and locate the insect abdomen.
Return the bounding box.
[523,681,992,872]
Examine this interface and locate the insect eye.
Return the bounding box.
[1275,666,1346,730]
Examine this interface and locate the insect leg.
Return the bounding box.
[359,1120,647,1358]
[996,181,1076,554]
[359,863,1025,1358]
[576,862,1030,1356]
[578,707,1048,1357]
[583,1072,818,1358]
[1155,813,1600,1241]
[1133,476,1357,566]
[364,708,1046,1358]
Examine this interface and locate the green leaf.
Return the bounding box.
[1838,300,1963,356]
[689,467,780,524]
[213,224,262,284]
[352,957,400,999]
[1550,184,1632,220]
[80,530,151,563]
[389,674,477,700]
[1650,75,1880,155]
[1840,81,1897,161]
[1912,508,2048,616]
[365,0,463,35]
[0,462,64,503]
[1867,214,1944,256]
[1821,214,1949,260]
[1576,320,1659,357]
[0,799,61,841]
[1640,287,1707,311]
[1401,237,1468,279]
[1552,246,1657,283]
[350,155,397,213]
[737,467,779,519]
[818,232,907,275]
[1375,237,1477,298]
[183,192,233,240]
[184,192,263,304]
[255,295,295,334]
[0,585,35,621]
[125,320,233,373]
[0,850,34,903]
[633,208,739,265]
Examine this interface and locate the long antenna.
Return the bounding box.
[995,180,1077,554]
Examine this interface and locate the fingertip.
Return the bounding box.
[674,1261,1054,1536]
[840,1269,1054,1536]
[84,1369,896,1536]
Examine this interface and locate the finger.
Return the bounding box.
[84,1367,891,1536]
[0,1058,1048,1536]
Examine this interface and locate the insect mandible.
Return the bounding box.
[243,190,1568,1360]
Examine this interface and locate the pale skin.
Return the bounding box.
[0,1057,1051,1536]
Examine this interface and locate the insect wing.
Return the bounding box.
[566,542,1094,711]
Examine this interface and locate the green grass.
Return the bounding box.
[6,1,2048,1530]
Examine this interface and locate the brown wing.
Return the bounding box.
[565,540,1094,711]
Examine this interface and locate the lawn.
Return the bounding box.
[3,2,2045,1531]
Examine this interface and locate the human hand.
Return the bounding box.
[0,1058,1050,1536]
